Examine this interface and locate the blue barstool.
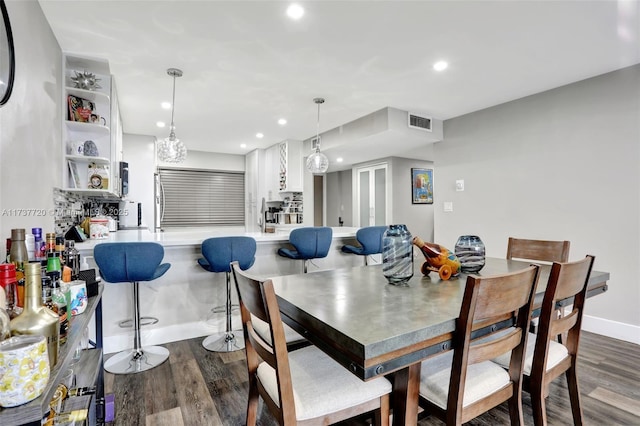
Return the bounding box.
[94,242,171,374]
[341,226,387,265]
[277,227,332,273]
[198,236,256,352]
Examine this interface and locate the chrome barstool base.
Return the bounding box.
[202,330,245,352]
[104,346,169,374]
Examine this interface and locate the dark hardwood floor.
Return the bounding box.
[104,331,640,425]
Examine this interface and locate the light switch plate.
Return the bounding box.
[456,179,464,191]
[444,202,453,212]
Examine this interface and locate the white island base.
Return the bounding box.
[76,227,368,354]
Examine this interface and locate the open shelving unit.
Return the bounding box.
[62,53,122,197]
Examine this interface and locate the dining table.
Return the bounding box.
[270,256,609,426]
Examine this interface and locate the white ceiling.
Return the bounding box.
[38,0,639,170]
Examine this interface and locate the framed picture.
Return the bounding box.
[411,168,433,204]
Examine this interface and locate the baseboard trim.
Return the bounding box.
[582,314,640,345]
[103,316,235,354]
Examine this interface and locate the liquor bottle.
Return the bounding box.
[63,240,81,280]
[0,263,21,319]
[45,232,56,254]
[32,227,45,261]
[47,252,68,345]
[9,229,28,308]
[0,285,10,341]
[9,261,59,367]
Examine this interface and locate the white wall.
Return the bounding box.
[159,148,245,172]
[434,65,640,343]
[122,133,155,228]
[0,1,61,238]
[389,157,435,242]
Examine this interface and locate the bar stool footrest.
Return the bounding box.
[118,316,159,328]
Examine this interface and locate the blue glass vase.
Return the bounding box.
[382,225,414,285]
[455,235,485,273]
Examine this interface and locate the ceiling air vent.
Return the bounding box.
[408,113,432,132]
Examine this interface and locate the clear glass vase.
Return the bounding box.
[382,225,414,285]
[455,235,485,273]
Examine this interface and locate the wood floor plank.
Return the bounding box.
[143,357,178,415]
[168,339,196,365]
[106,331,640,426]
[146,407,185,426]
[170,358,223,425]
[588,386,640,417]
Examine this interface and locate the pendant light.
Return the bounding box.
[157,68,187,163]
[306,97,329,174]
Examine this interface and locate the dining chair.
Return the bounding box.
[492,255,595,426]
[418,264,540,426]
[341,225,387,265]
[507,237,571,337]
[506,237,570,263]
[231,261,392,425]
[277,226,333,273]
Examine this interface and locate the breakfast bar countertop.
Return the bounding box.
[74,226,359,250]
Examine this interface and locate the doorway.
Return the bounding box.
[314,175,323,226]
[356,163,388,227]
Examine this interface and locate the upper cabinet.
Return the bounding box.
[62,54,121,197]
[278,140,303,193]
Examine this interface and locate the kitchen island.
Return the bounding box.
[75,227,363,354]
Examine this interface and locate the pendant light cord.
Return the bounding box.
[314,97,325,152]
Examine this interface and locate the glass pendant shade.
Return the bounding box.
[158,127,187,163]
[306,149,329,174]
[306,97,328,174]
[158,68,186,163]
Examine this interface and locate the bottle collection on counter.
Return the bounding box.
[0,227,93,410]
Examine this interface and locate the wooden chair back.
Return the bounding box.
[431,264,540,425]
[527,255,595,425]
[231,261,296,424]
[506,237,570,263]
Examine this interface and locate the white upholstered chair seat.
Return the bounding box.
[251,313,306,345]
[420,351,511,410]
[492,331,569,375]
[257,345,392,421]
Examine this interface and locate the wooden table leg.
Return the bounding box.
[392,363,421,426]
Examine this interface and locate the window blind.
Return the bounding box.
[159,168,245,227]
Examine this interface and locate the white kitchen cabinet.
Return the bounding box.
[62,54,121,197]
[264,143,280,201]
[278,139,303,193]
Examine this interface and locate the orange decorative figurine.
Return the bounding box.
[413,236,461,280]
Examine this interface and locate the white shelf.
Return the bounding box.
[65,120,110,134]
[66,86,110,103]
[66,154,110,164]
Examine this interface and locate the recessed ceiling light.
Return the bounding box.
[286,4,304,20]
[256,133,264,139]
[278,118,287,125]
[336,157,343,163]
[161,102,171,109]
[240,143,247,149]
[156,121,166,128]
[433,61,448,72]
